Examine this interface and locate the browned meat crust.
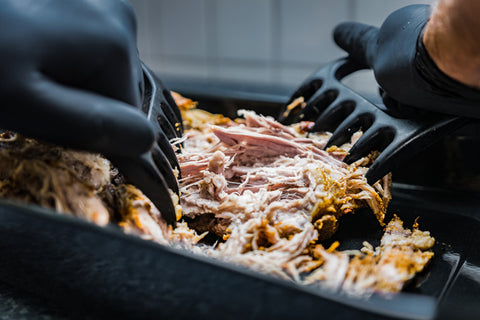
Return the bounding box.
[0,133,111,225]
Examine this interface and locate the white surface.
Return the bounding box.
[130,0,435,90]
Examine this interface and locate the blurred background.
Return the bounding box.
[130,0,433,95]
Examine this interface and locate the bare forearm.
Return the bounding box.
[423,0,480,88]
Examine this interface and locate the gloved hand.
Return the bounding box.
[0,0,154,156]
[333,4,480,118]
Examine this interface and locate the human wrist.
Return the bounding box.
[422,0,480,89]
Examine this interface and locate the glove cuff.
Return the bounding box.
[415,29,480,102]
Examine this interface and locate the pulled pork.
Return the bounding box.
[178,109,390,243]
[174,96,432,295]
[305,215,434,295]
[0,93,434,296]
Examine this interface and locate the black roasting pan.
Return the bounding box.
[0,183,479,319]
[0,82,479,319]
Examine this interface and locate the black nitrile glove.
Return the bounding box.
[334,4,480,119]
[0,0,154,157]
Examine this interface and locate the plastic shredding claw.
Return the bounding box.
[110,64,183,226]
[279,58,470,184]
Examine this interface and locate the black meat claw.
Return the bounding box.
[111,65,183,226]
[279,58,469,184]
